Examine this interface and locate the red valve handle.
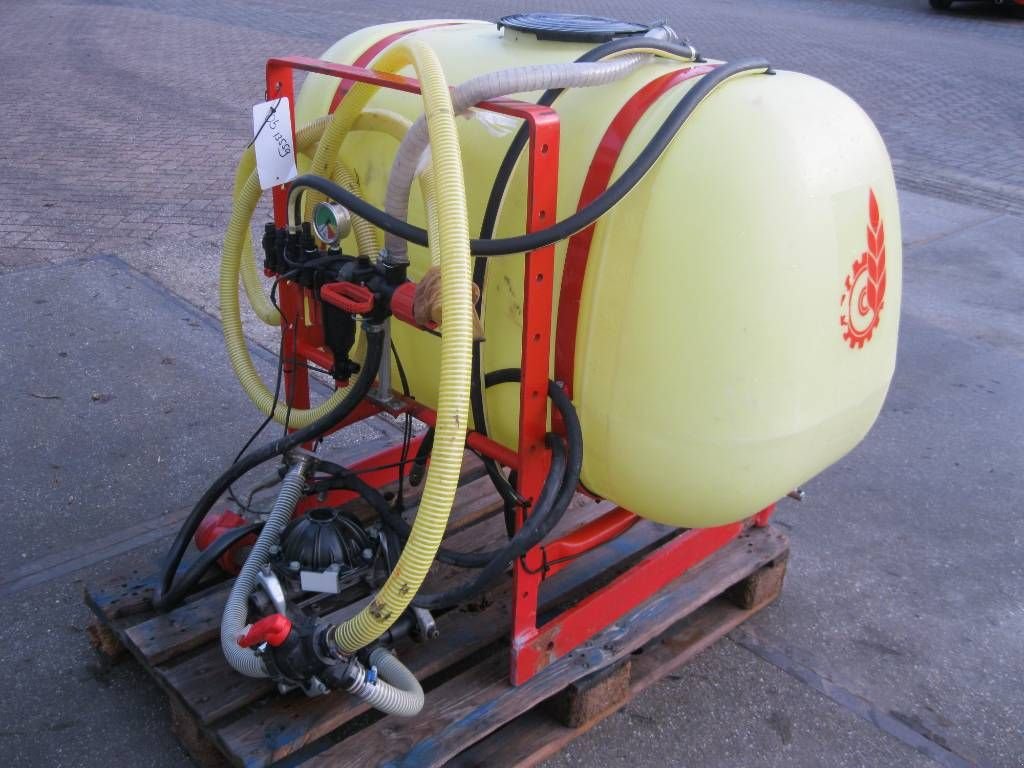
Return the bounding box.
[238,613,293,648]
[321,282,375,315]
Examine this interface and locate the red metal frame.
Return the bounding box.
[327,22,467,113]
[259,53,774,687]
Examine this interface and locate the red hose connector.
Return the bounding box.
[238,614,293,648]
[195,510,255,575]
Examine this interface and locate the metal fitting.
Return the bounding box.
[256,567,288,615]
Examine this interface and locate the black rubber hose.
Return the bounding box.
[412,438,565,609]
[476,37,704,250]
[407,426,434,487]
[153,325,385,610]
[379,372,580,568]
[154,522,263,609]
[285,59,768,257]
[471,381,523,519]
[410,370,584,610]
[481,369,584,549]
[316,439,566,570]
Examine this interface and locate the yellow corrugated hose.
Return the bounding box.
[419,166,441,267]
[333,38,473,652]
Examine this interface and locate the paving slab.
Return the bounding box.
[903,211,1024,353]
[899,190,1002,248]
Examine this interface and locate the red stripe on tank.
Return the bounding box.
[328,22,466,112]
[554,64,715,397]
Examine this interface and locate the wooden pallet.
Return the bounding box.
[84,461,788,767]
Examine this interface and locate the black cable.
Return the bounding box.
[476,37,704,251]
[154,324,386,610]
[408,426,434,487]
[225,275,289,515]
[389,339,414,510]
[282,309,298,437]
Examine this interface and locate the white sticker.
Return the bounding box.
[251,97,298,191]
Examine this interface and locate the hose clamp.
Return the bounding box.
[284,449,318,470]
[314,623,350,666]
[342,658,368,693]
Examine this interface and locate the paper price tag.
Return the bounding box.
[251,97,298,191]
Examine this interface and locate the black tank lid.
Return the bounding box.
[497,13,651,43]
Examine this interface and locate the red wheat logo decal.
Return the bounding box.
[841,189,887,348]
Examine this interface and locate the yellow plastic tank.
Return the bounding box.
[293,19,901,527]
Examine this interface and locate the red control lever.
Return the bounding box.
[321,282,375,315]
[238,614,293,648]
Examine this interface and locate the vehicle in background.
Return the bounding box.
[930,0,1024,10]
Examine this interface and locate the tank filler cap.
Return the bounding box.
[497,13,651,43]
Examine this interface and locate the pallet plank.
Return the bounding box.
[125,584,232,665]
[85,564,169,621]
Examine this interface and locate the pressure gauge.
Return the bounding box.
[312,202,352,246]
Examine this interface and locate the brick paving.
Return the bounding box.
[0,0,1021,276]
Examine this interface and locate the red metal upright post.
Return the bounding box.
[265,62,311,415]
[508,108,561,685]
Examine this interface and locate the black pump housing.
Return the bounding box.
[280,508,370,572]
